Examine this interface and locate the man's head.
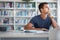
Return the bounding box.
[38,2,49,14]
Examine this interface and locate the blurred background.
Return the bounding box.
[0,0,60,40]
[0,0,59,31]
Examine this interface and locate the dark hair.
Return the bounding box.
[38,2,48,12]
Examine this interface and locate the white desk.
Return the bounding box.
[0,31,49,40]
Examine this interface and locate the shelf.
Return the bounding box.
[50,8,57,10]
[37,1,57,3]
[0,16,14,17]
[0,8,14,9]
[15,16,33,18]
[0,0,14,2]
[15,8,35,10]
[5,8,14,9]
[0,24,14,25]
[15,24,26,26]
[0,8,14,10]
[36,0,57,2]
[0,8,5,9]
[53,16,57,18]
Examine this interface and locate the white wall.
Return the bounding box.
[57,0,60,26]
[49,29,60,40]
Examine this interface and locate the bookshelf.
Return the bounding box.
[0,0,57,31]
[0,1,14,31]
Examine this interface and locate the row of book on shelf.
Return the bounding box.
[0,10,14,16]
[0,2,35,8]
[15,25,24,31]
[0,25,24,31]
[15,18,30,25]
[0,17,31,25]
[0,9,37,17]
[0,2,14,8]
[51,10,56,16]
[16,10,37,17]
[15,2,35,8]
[0,25,14,31]
[48,3,57,8]
[0,18,14,24]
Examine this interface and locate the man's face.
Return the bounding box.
[41,4,49,14]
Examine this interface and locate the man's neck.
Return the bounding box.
[40,13,47,19]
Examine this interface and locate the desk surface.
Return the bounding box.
[0,31,49,38]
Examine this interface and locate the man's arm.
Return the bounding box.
[24,23,48,31]
[50,17,59,28]
[48,10,59,28]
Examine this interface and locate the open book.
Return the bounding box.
[24,30,49,33]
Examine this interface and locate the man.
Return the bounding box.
[24,2,58,31]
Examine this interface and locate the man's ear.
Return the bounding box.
[41,9,43,12]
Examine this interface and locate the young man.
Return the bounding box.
[24,2,58,31]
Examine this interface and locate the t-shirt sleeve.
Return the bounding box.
[29,17,35,25]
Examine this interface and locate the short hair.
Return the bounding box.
[38,2,48,12]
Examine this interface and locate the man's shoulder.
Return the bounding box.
[30,15,40,23]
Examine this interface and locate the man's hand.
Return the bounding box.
[47,9,59,28]
[47,10,54,19]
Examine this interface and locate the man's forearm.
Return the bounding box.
[24,23,48,31]
[50,16,59,28]
[24,27,48,31]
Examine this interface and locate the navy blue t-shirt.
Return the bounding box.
[30,15,52,30]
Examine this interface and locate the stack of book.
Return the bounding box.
[16,10,36,17]
[0,18,3,24]
[6,25,14,31]
[0,2,5,8]
[48,3,57,8]
[16,2,35,8]
[3,18,9,24]
[0,10,3,16]
[5,2,14,8]
[9,18,14,24]
[3,18,14,24]
[51,10,56,16]
[0,10,13,16]
[15,25,24,30]
[15,18,30,25]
